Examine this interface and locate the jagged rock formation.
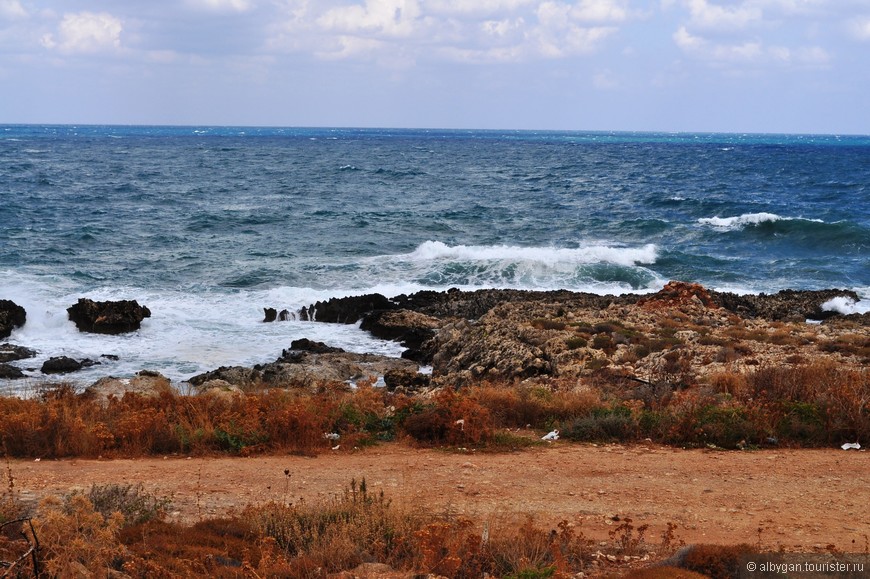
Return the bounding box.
[0,300,26,339]
[67,298,151,334]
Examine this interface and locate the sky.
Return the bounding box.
[1,0,869,133]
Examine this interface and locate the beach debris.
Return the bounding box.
[324,432,340,441]
[841,442,861,450]
[455,418,465,431]
[542,429,560,441]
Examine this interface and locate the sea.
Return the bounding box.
[1,125,869,391]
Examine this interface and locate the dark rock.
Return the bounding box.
[279,309,291,321]
[302,293,396,323]
[188,366,262,388]
[101,354,120,361]
[710,289,861,321]
[263,307,277,322]
[0,343,37,363]
[0,363,25,379]
[67,298,151,334]
[286,338,345,355]
[360,309,440,348]
[383,367,431,391]
[0,299,26,339]
[392,288,626,320]
[41,356,83,374]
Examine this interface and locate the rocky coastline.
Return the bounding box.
[0,283,867,400]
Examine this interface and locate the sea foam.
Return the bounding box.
[697,212,824,230]
[405,241,658,267]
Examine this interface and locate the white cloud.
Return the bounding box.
[571,0,630,22]
[848,15,870,41]
[185,0,254,13]
[426,0,537,17]
[41,12,123,54]
[683,0,761,31]
[317,0,421,37]
[0,0,26,19]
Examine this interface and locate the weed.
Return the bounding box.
[66,482,172,528]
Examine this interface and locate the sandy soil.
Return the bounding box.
[8,441,870,552]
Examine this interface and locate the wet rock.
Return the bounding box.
[67,298,151,334]
[263,307,277,322]
[0,299,26,339]
[710,288,861,321]
[0,343,37,363]
[302,293,396,323]
[285,338,345,355]
[360,309,441,351]
[82,371,172,406]
[41,356,84,374]
[0,363,25,379]
[187,366,262,389]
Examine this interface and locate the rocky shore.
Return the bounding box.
[1,282,867,400]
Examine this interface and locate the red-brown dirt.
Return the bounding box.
[9,440,869,552]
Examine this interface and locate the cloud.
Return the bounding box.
[0,0,26,19]
[674,24,829,66]
[267,0,628,64]
[185,0,253,13]
[41,12,123,54]
[683,0,761,31]
[848,15,870,41]
[317,0,422,37]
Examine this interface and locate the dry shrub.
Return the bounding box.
[119,517,276,577]
[30,494,126,576]
[402,389,493,446]
[470,382,602,429]
[624,567,708,578]
[669,543,756,579]
[247,478,419,573]
[74,482,171,527]
[743,362,870,443]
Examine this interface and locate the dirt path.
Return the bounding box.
[9,442,870,551]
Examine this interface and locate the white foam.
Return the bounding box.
[404,240,658,267]
[698,212,824,230]
[822,296,869,315]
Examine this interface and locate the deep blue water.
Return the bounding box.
[1,125,869,385]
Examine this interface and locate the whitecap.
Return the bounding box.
[405,240,658,267]
[697,212,826,231]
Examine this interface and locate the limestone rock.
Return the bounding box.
[83,371,172,406]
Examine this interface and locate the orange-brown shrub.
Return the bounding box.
[469,382,602,429]
[401,389,493,446]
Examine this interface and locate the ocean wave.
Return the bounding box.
[405,240,658,267]
[336,241,665,293]
[697,213,869,249]
[697,212,815,230]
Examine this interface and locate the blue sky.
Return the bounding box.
[1,0,869,133]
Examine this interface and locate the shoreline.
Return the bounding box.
[1,282,869,393]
